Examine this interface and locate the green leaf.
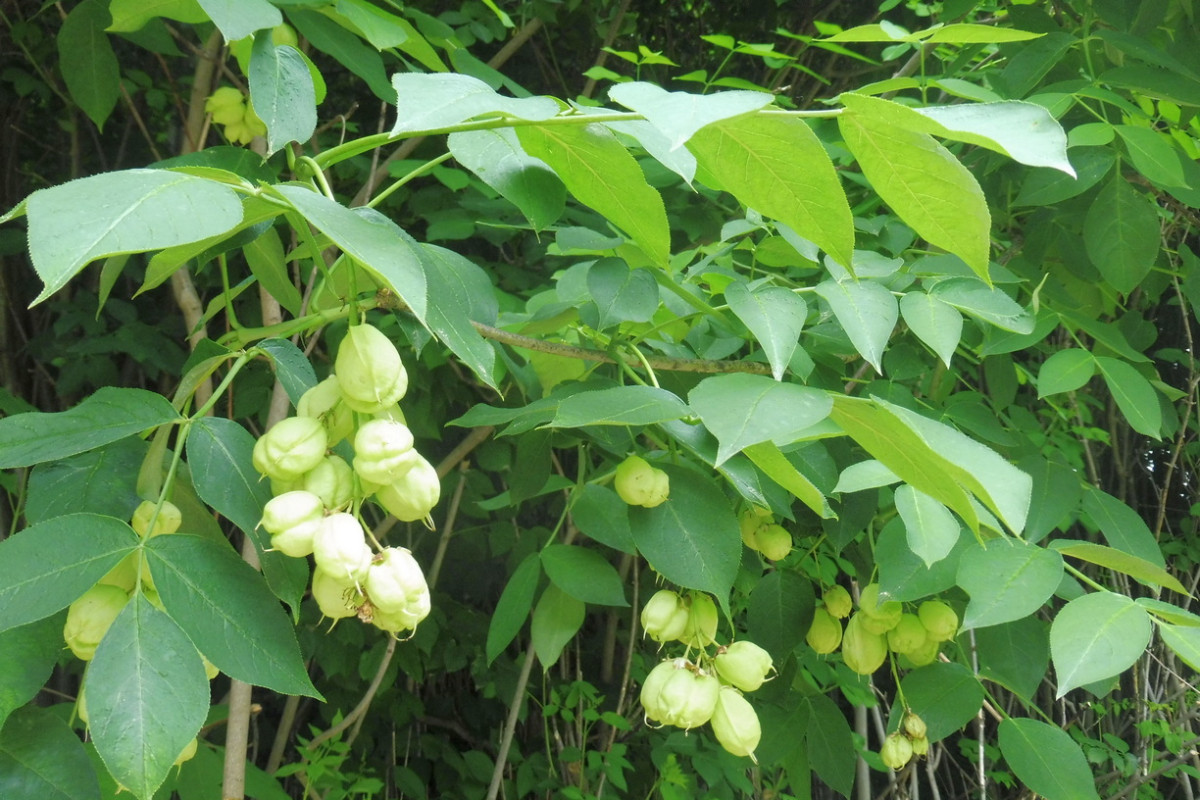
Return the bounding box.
[275,186,427,321]
[661,419,792,514]
[1100,65,1200,107]
[1095,356,1162,439]
[929,278,1034,333]
[1015,147,1115,207]
[550,386,689,428]
[1137,599,1200,627]
[1051,541,1186,594]
[1158,623,1200,671]
[531,585,585,670]
[0,514,137,634]
[391,73,558,134]
[957,538,1063,630]
[608,82,772,150]
[447,128,565,230]
[337,0,446,70]
[688,114,854,269]
[26,437,144,524]
[689,375,832,465]
[975,616,1050,701]
[145,535,320,698]
[743,442,835,519]
[249,36,316,157]
[900,291,962,367]
[746,570,814,663]
[914,101,1073,174]
[877,517,963,602]
[804,693,856,798]
[419,244,499,388]
[256,338,318,407]
[518,123,670,266]
[570,485,636,554]
[725,283,807,380]
[833,460,900,494]
[895,484,961,567]
[1018,454,1083,543]
[998,718,1101,800]
[1115,125,1187,188]
[486,553,541,665]
[584,258,658,330]
[602,117,700,185]
[1083,177,1160,296]
[628,466,741,604]
[1050,591,1151,697]
[185,417,308,614]
[541,545,628,607]
[24,169,243,304]
[288,9,393,103]
[0,615,67,731]
[0,705,101,800]
[899,663,984,741]
[58,0,121,131]
[107,0,207,32]
[815,279,898,373]
[243,227,301,316]
[88,594,209,800]
[195,0,280,41]
[839,93,990,280]
[1081,487,1165,567]
[1037,348,1095,397]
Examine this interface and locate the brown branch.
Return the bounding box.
[580,0,632,99]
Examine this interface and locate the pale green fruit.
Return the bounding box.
[271,23,298,47]
[910,734,930,757]
[312,513,373,583]
[713,640,773,692]
[97,553,139,592]
[841,613,887,675]
[641,589,689,643]
[613,455,669,508]
[880,731,914,770]
[710,686,761,761]
[755,524,791,561]
[64,584,129,661]
[640,658,687,723]
[887,613,929,655]
[679,591,718,649]
[131,500,182,538]
[654,666,719,730]
[375,456,440,522]
[353,419,419,485]
[335,324,408,413]
[918,599,959,641]
[903,711,927,740]
[898,635,940,668]
[806,607,843,655]
[299,454,354,510]
[252,416,328,481]
[204,87,245,125]
[823,585,853,619]
[311,567,364,620]
[858,583,902,634]
[369,600,430,634]
[297,375,354,445]
[738,508,768,549]
[364,547,430,622]
[260,490,324,558]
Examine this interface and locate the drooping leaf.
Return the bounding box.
[839,93,990,280]
[550,386,689,428]
[833,460,900,494]
[1051,591,1151,697]
[242,227,301,316]
[743,442,835,519]
[1051,541,1185,593]
[1080,488,1165,567]
[1083,177,1160,296]
[530,585,585,670]
[0,705,101,800]
[195,0,279,41]
[957,538,1063,630]
[518,123,670,266]
[689,374,832,465]
[998,718,1101,800]
[419,244,499,388]
[1017,454,1082,543]
[107,0,207,32]
[725,282,807,380]
[900,291,962,367]
[1158,623,1200,672]
[899,662,984,741]
[275,186,427,321]
[256,338,318,407]
[447,128,565,230]
[895,484,961,567]
[391,72,558,134]
[24,170,242,304]
[929,278,1034,334]
[87,594,209,800]
[0,514,137,634]
[1037,349,1096,397]
[486,553,541,665]
[975,616,1050,701]
[689,114,854,269]
[0,615,67,732]
[628,466,741,607]
[1014,147,1115,207]
[1095,356,1162,439]
[25,437,144,524]
[337,0,446,70]
[58,0,121,131]
[541,545,628,607]
[289,9,394,103]
[608,82,772,150]
[746,570,814,663]
[915,101,1073,174]
[584,258,659,330]
[815,279,898,373]
[804,693,856,798]
[248,35,316,156]
[145,535,321,698]
[570,484,636,554]
[1115,125,1187,188]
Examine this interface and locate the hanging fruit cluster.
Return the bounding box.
[638,589,772,761]
[613,454,670,508]
[807,583,959,673]
[203,87,267,146]
[254,322,438,636]
[881,711,930,770]
[738,507,793,562]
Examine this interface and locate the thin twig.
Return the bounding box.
[308,636,398,749]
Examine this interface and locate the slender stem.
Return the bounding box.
[486,643,538,800]
[367,151,454,209]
